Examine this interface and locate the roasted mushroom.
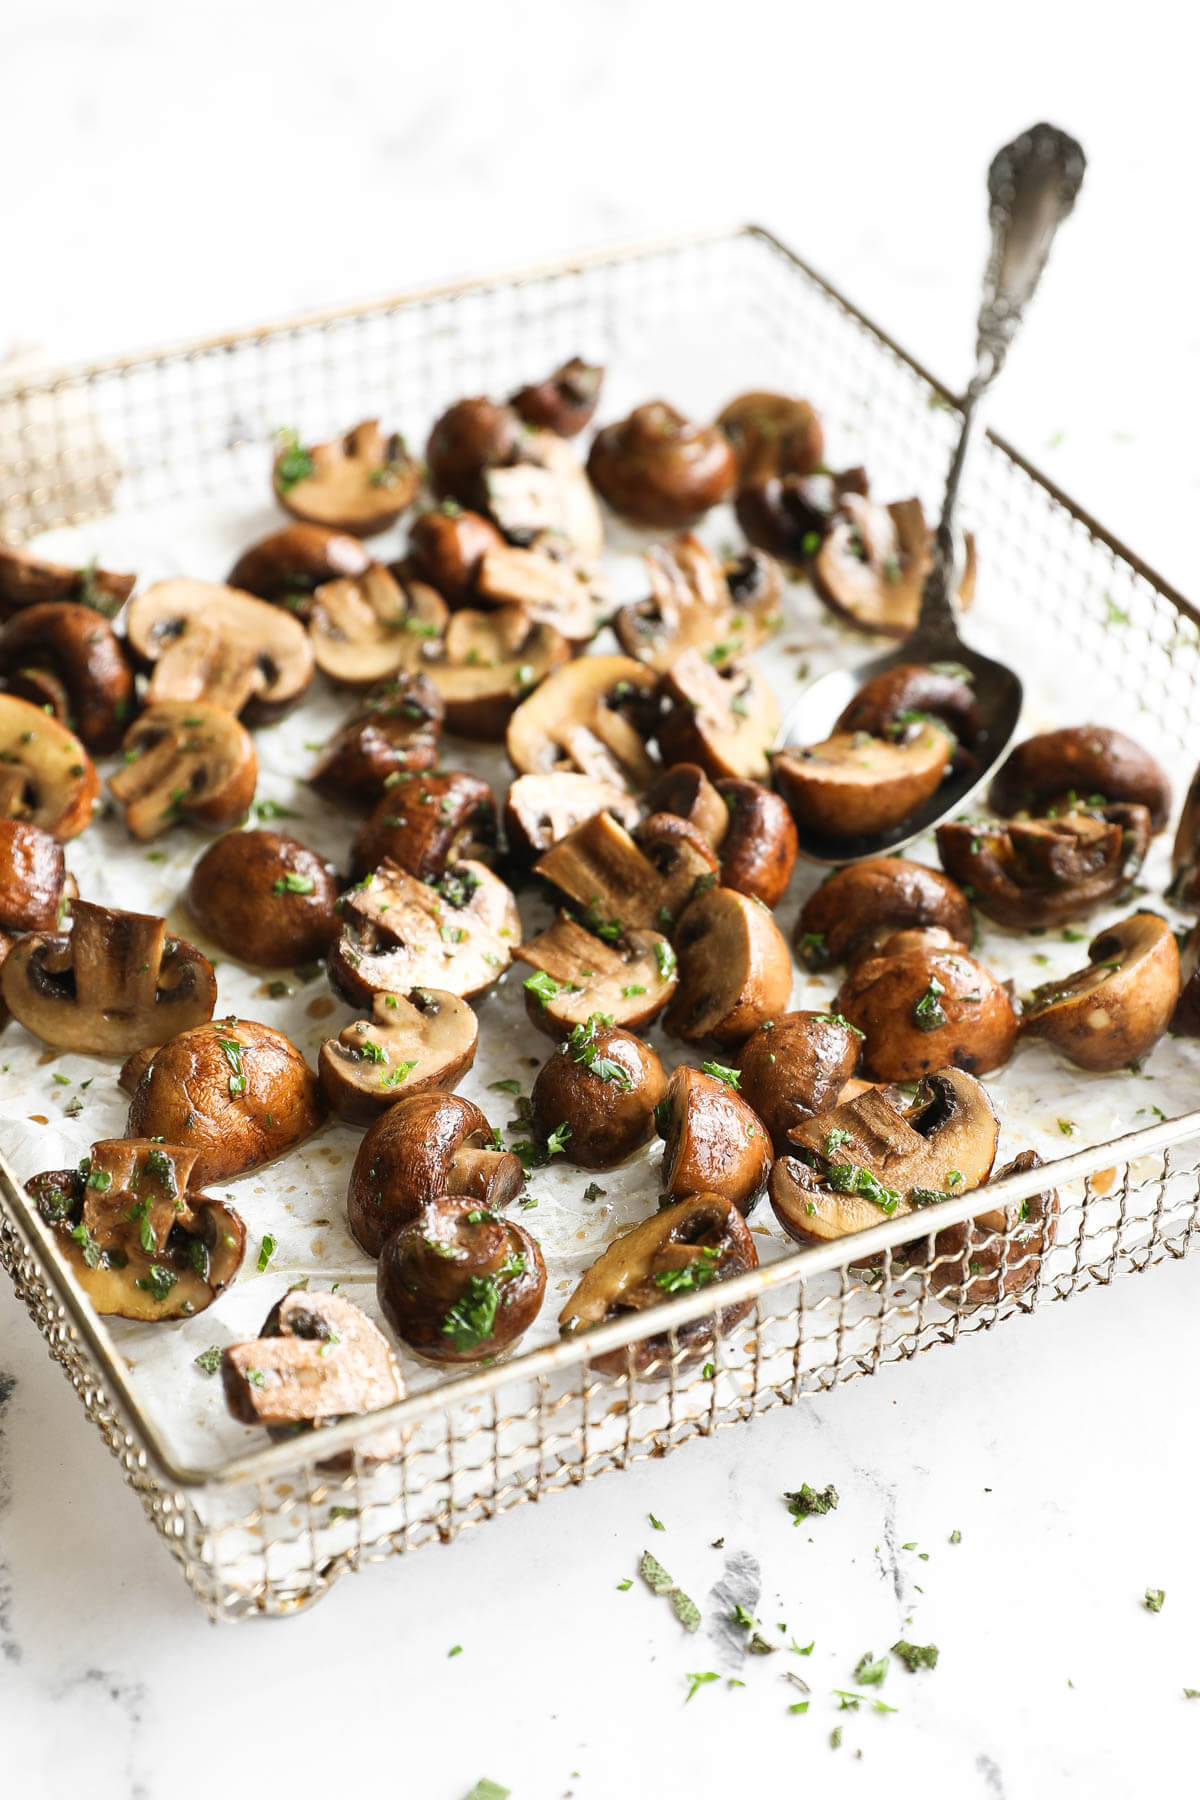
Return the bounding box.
[185,830,340,967]
[327,860,521,1004]
[0,818,67,932]
[716,391,825,484]
[773,725,952,843]
[733,1012,863,1153]
[656,1065,771,1212]
[125,580,314,721]
[587,401,737,528]
[415,604,571,738]
[319,988,479,1124]
[936,806,1151,929]
[0,602,134,753]
[425,397,524,511]
[795,858,973,971]
[0,693,98,838]
[659,650,779,783]
[516,914,677,1039]
[506,655,660,791]
[1170,764,1200,909]
[483,428,604,562]
[1174,919,1200,1035]
[1022,911,1178,1070]
[122,1017,324,1184]
[472,541,601,644]
[273,420,419,535]
[350,769,496,883]
[0,542,135,620]
[511,357,604,437]
[641,763,729,848]
[347,1092,524,1256]
[613,535,782,672]
[663,886,793,1045]
[406,503,505,605]
[378,1197,545,1364]
[228,522,372,610]
[3,901,216,1054]
[930,1151,1058,1305]
[713,780,798,909]
[734,465,869,563]
[306,564,447,687]
[989,725,1171,833]
[813,495,975,636]
[535,807,716,937]
[27,1138,245,1321]
[559,1192,758,1376]
[308,672,443,803]
[503,771,641,862]
[529,1013,667,1169]
[835,942,1018,1082]
[223,1289,404,1451]
[108,702,257,841]
[835,661,982,770]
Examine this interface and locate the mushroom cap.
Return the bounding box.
[347,1092,524,1257]
[658,1065,771,1212]
[772,726,951,843]
[0,542,135,619]
[1022,910,1179,1071]
[835,943,1019,1083]
[0,692,98,839]
[308,671,443,803]
[223,1289,404,1431]
[274,420,419,535]
[307,564,448,688]
[108,701,257,841]
[716,391,825,483]
[228,522,372,604]
[123,1017,324,1184]
[663,885,793,1045]
[318,988,479,1124]
[812,494,976,637]
[185,829,340,967]
[377,1198,546,1364]
[714,779,798,909]
[733,1011,863,1153]
[834,662,983,769]
[642,763,729,848]
[0,601,135,753]
[406,504,506,607]
[505,654,660,791]
[988,725,1171,833]
[328,859,521,1004]
[936,807,1151,929]
[503,771,641,862]
[125,580,314,722]
[659,650,779,783]
[425,397,524,510]
[0,818,66,932]
[511,356,604,438]
[530,1018,667,1170]
[516,915,677,1039]
[350,768,496,884]
[587,401,737,529]
[796,856,974,971]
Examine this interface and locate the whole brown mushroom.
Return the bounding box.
[587,401,737,529]
[835,943,1018,1082]
[350,769,496,884]
[714,780,798,909]
[733,1011,862,1153]
[795,858,973,970]
[308,672,443,804]
[989,726,1171,832]
[228,522,372,609]
[529,1013,667,1170]
[0,602,135,753]
[346,1091,524,1257]
[511,357,604,437]
[185,830,340,967]
[378,1197,545,1364]
[716,391,825,484]
[425,397,523,510]
[0,818,67,932]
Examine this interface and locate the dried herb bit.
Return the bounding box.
[913,976,947,1032]
[854,1651,889,1686]
[949,1528,962,1544]
[649,1512,665,1531]
[582,1182,606,1202]
[1145,1588,1166,1614]
[257,1233,278,1272]
[700,1059,741,1089]
[640,1551,700,1633]
[891,1639,939,1672]
[830,1726,843,1750]
[746,1633,777,1656]
[684,1671,720,1703]
[785,1482,839,1524]
[193,1345,223,1375]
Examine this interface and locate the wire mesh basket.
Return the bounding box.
[2,224,1199,1621]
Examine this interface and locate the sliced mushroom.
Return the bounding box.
[483,429,604,563]
[664,885,792,1044]
[511,356,604,437]
[587,401,737,528]
[473,542,600,644]
[425,397,524,511]
[415,603,571,738]
[642,763,729,848]
[1022,911,1178,1070]
[406,504,505,606]
[535,807,716,937]
[26,1138,245,1321]
[659,650,779,782]
[3,901,216,1054]
[506,655,660,791]
[813,495,975,636]
[733,1011,863,1153]
[350,769,496,884]
[773,726,951,842]
[0,542,136,619]
[529,1014,667,1169]
[185,830,340,966]
[327,859,520,1004]
[0,693,98,838]
[378,1197,545,1363]
[930,1150,1058,1304]
[108,702,257,841]
[273,420,419,535]
[835,943,1018,1082]
[713,779,798,909]
[308,672,443,803]
[734,465,869,563]
[613,535,782,672]
[0,603,134,752]
[228,522,372,611]
[795,857,974,971]
[0,818,66,932]
[989,725,1171,832]
[936,807,1151,929]
[504,771,641,863]
[657,1065,771,1212]
[306,564,447,688]
[125,580,314,722]
[516,914,677,1039]
[319,988,478,1124]
[347,1092,524,1256]
[559,1192,758,1376]
[122,1017,324,1184]
[835,661,982,770]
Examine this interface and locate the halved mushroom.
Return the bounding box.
[327,859,521,1004]
[415,604,571,738]
[663,885,792,1044]
[3,901,216,1053]
[347,1092,524,1256]
[125,580,314,722]
[185,830,340,966]
[0,543,135,619]
[1021,911,1178,1070]
[503,771,641,863]
[770,1068,999,1247]
[223,1290,404,1454]
[483,429,604,563]
[835,943,1018,1082]
[511,356,604,437]
[716,391,825,484]
[989,725,1171,833]
[1174,919,1200,1035]
[734,465,869,563]
[122,1017,324,1184]
[659,650,779,782]
[306,564,447,688]
[308,672,443,803]
[613,535,782,672]
[378,1197,546,1363]
[108,702,257,841]
[0,930,12,1029]
[425,397,524,511]
[319,988,478,1124]
[473,542,601,644]
[0,693,98,838]
[535,807,716,937]
[406,504,505,606]
[506,655,661,791]
[713,780,798,908]
[530,1013,667,1169]
[273,420,419,535]
[0,602,134,752]
[795,858,973,971]
[587,401,737,528]
[559,1191,758,1376]
[936,806,1151,930]
[0,818,66,932]
[657,1065,771,1211]
[26,1138,245,1321]
[516,914,676,1039]
[930,1151,1058,1305]
[773,726,952,842]
[733,1012,863,1153]
[351,769,496,884]
[228,522,372,611]
[642,763,728,848]
[835,661,982,770]
[813,495,976,636]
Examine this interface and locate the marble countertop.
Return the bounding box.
[2,5,1197,1796]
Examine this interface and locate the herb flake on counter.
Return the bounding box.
[785,1482,839,1523]
[891,1639,939,1672]
[1145,1588,1166,1613]
[460,1782,509,1800]
[639,1551,699,1634]
[649,1513,665,1531]
[684,1671,719,1703]
[854,1652,889,1686]
[257,1234,278,1273]
[193,1346,222,1374]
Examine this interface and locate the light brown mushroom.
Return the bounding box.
[308,672,443,804]
[185,830,340,967]
[733,1011,863,1153]
[0,542,135,619]
[795,857,973,971]
[813,494,976,636]
[223,1290,404,1453]
[108,702,257,841]
[511,356,604,437]
[529,1014,667,1169]
[483,428,604,563]
[0,693,98,839]
[1021,911,1178,1070]
[319,988,479,1124]
[327,859,521,1005]
[0,603,135,753]
[273,420,419,535]
[587,401,737,528]
[125,580,314,721]
[835,943,1018,1082]
[347,1092,524,1256]
[0,818,67,932]
[657,1064,771,1211]
[936,806,1151,929]
[989,726,1171,832]
[506,655,660,791]
[415,603,571,738]
[516,914,677,1039]
[534,806,716,937]
[503,771,641,863]
[663,885,792,1044]
[659,649,779,783]
[641,763,729,848]
[306,564,447,687]
[613,535,782,672]
[835,661,983,771]
[472,541,601,644]
[350,769,496,883]
[228,521,372,611]
[378,1198,546,1363]
[773,726,952,842]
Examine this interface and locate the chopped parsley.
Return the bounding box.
[272,872,316,896]
[257,1234,278,1273]
[523,969,561,1008]
[784,1482,839,1524]
[854,1652,889,1686]
[194,1346,223,1375]
[274,428,314,492]
[216,1034,248,1097]
[825,1162,901,1214]
[653,1246,720,1294]
[700,1060,741,1089]
[913,976,947,1032]
[684,1671,720,1703]
[891,1639,939,1671]
[135,1264,178,1303]
[441,1255,526,1353]
[1145,1588,1166,1613]
[653,939,677,980]
[640,1551,700,1632]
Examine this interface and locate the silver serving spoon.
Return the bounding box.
[777,122,1086,864]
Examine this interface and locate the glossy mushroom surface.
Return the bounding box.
[0,818,67,932]
[346,1091,523,1257]
[530,1014,667,1169]
[318,988,479,1124]
[0,602,135,753]
[308,672,443,803]
[587,401,737,528]
[125,580,314,722]
[989,726,1171,832]
[350,769,496,883]
[377,1197,545,1364]
[659,650,778,783]
[273,420,419,535]
[773,725,951,842]
[656,1065,771,1212]
[511,357,604,437]
[733,1011,862,1153]
[937,806,1151,929]
[835,942,1018,1082]
[228,522,372,606]
[516,915,677,1039]
[796,858,973,971]
[185,830,340,967]
[0,693,98,839]
[406,503,505,605]
[0,542,135,619]
[663,886,792,1045]
[713,779,798,909]
[1022,911,1179,1070]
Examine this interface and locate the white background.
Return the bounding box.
[2,4,1199,1796]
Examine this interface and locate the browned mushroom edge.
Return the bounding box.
[656,1064,771,1212]
[1022,911,1180,1070]
[795,858,974,971]
[529,1013,667,1169]
[377,1197,546,1363]
[989,726,1171,833]
[835,942,1019,1083]
[937,807,1151,930]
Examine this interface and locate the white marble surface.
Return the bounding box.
[2,4,1199,1796]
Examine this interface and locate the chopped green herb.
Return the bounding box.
[640,1550,700,1632]
[654,938,677,980]
[891,1639,939,1671]
[274,428,314,492]
[653,1246,720,1294]
[257,1234,277,1272]
[1146,1588,1166,1613]
[684,1672,720,1703]
[913,976,947,1032]
[785,1482,839,1523]
[256,799,297,820]
[490,1079,523,1095]
[524,969,561,1008]
[854,1652,889,1686]
[700,1060,741,1089]
[135,1264,178,1303]
[194,1345,222,1375]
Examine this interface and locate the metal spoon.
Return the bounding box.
[776,122,1086,864]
